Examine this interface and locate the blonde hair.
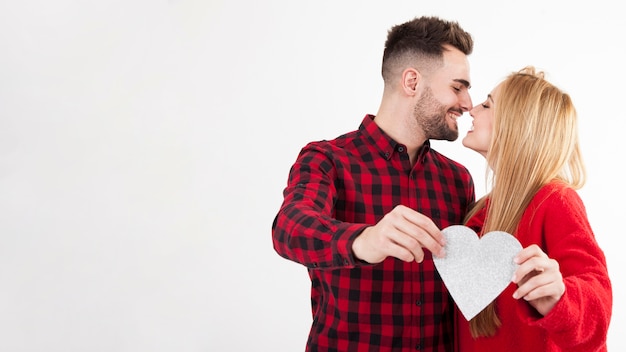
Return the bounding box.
[465,66,586,337]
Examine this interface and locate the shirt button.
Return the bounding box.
[398,146,404,152]
[415,300,421,306]
[415,344,421,350]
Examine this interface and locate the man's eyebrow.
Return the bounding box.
[454,79,471,89]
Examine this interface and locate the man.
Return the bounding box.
[272,16,476,351]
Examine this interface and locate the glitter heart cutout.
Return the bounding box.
[433,225,522,320]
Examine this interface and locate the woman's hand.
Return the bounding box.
[511,244,565,316]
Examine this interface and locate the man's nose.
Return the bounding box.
[460,92,472,112]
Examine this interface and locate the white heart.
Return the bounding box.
[433,225,522,321]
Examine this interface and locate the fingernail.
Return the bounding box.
[511,274,516,283]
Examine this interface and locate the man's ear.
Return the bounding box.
[402,68,421,96]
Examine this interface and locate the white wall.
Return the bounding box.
[0,1,622,351]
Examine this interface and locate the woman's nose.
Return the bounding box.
[468,105,479,117]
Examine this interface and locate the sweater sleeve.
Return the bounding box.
[521,184,612,351]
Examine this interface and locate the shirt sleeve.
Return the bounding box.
[272,143,369,269]
[521,185,612,351]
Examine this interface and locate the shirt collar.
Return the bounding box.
[359,114,431,162]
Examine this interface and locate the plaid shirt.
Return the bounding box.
[273,115,475,351]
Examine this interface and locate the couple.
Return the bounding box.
[271,16,612,352]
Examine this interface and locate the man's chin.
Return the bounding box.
[432,131,459,142]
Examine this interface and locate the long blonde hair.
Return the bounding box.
[465,66,586,337]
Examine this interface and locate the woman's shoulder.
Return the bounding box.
[537,180,578,196]
[531,180,584,211]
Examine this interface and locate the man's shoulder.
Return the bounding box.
[303,128,363,151]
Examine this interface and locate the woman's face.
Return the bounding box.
[462,84,500,158]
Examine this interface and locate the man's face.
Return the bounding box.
[413,46,472,141]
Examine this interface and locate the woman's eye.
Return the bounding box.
[481,103,490,109]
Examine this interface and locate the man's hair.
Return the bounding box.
[382,16,473,83]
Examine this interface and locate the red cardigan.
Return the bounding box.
[455,181,612,351]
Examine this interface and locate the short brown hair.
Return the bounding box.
[382,16,473,82]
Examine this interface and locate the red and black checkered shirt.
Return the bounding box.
[272,115,475,351]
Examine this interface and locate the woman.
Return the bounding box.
[457,66,612,351]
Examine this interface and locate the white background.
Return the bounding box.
[0,1,623,351]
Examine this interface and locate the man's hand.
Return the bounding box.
[352,205,446,264]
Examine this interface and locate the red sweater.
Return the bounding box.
[455,181,612,351]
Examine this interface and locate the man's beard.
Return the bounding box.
[413,86,459,141]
